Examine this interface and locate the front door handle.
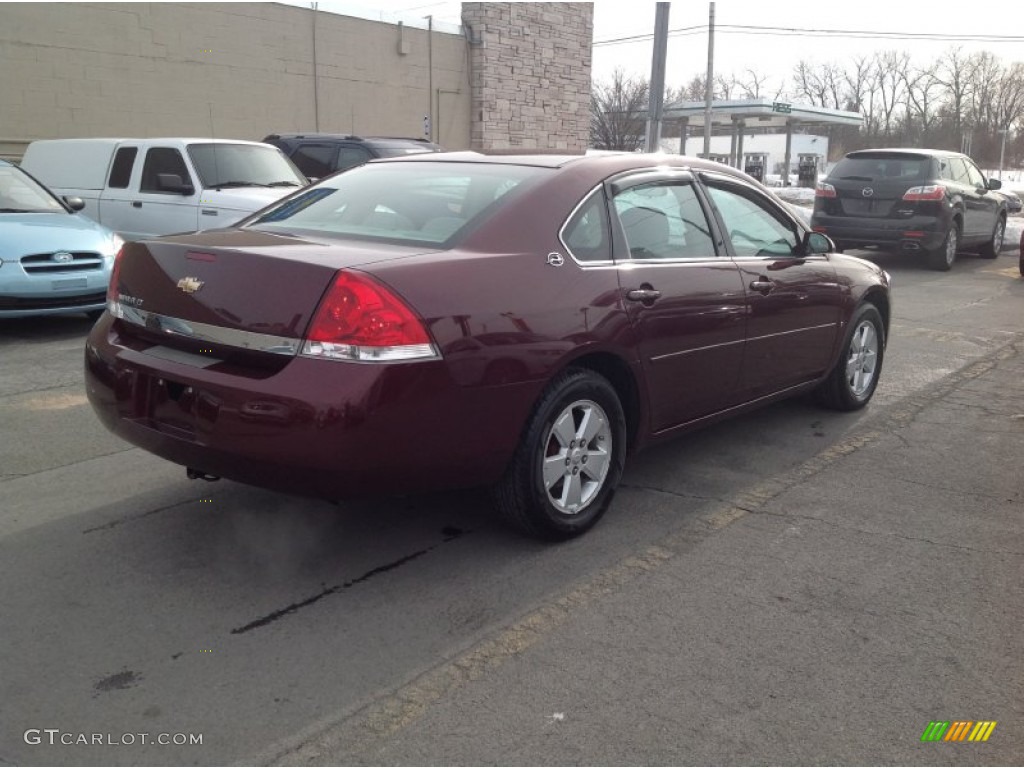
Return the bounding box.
[626,287,662,303]
[749,279,774,293]
[131,201,142,208]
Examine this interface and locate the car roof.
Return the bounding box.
[388,151,751,176]
[264,133,436,144]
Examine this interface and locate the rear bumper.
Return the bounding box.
[811,214,946,252]
[84,315,539,499]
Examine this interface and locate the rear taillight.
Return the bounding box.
[815,182,836,198]
[106,246,124,311]
[302,270,438,362]
[902,185,945,201]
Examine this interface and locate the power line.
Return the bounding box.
[593,23,1024,47]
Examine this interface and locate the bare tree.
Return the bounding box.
[902,63,942,143]
[590,68,649,151]
[874,50,910,138]
[935,47,976,139]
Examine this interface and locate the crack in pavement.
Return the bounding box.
[82,497,203,534]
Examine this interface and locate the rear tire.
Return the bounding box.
[816,304,885,411]
[492,368,626,540]
[978,215,1005,259]
[927,222,959,271]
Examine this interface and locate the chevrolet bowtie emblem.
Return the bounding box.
[177,276,204,294]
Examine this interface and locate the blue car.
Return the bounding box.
[1,159,121,319]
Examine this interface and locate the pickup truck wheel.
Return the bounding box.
[927,222,959,271]
[978,215,1005,259]
[492,368,626,541]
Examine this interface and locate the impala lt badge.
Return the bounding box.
[177,276,204,294]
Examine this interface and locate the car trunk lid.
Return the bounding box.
[111,229,440,357]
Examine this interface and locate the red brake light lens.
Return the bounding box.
[302,271,438,362]
[902,185,945,201]
[815,182,836,198]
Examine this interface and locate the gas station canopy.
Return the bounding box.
[662,99,864,130]
[660,99,864,185]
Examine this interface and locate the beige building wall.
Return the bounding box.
[462,2,592,152]
[0,2,471,160]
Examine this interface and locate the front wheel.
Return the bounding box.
[815,304,885,411]
[493,368,626,540]
[927,222,959,271]
[978,215,1005,259]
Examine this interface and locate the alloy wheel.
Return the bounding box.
[541,399,612,514]
[845,320,879,399]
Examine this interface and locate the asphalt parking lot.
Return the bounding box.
[1,241,1022,766]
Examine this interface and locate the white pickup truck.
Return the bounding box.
[20,138,307,240]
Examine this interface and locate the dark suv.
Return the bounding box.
[811,148,1007,271]
[261,134,443,180]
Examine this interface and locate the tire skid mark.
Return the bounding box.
[259,339,1021,767]
[231,527,468,636]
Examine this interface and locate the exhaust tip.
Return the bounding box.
[187,468,220,482]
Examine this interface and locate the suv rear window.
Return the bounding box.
[830,154,931,182]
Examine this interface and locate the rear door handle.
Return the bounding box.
[749,279,774,293]
[626,288,662,303]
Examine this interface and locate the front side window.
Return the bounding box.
[250,162,547,245]
[705,182,799,258]
[963,159,987,188]
[139,148,192,194]
[612,181,716,260]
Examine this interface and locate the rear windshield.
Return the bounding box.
[248,162,548,245]
[830,154,932,182]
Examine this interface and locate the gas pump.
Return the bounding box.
[797,154,820,188]
[743,153,767,183]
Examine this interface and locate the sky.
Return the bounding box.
[301,0,1024,94]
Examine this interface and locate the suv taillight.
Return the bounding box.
[902,185,945,201]
[301,270,438,362]
[815,182,837,198]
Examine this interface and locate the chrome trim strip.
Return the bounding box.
[649,322,837,363]
[111,302,301,356]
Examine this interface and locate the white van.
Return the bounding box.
[20,138,307,240]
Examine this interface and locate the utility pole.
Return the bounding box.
[702,2,715,158]
[645,3,670,152]
[998,127,1007,179]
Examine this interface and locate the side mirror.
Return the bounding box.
[63,196,86,212]
[987,178,1002,191]
[156,173,195,195]
[803,230,835,255]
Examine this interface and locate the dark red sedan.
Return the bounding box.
[85,153,891,539]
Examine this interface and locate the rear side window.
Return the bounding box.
[108,147,137,188]
[337,146,374,172]
[831,154,930,182]
[561,191,610,262]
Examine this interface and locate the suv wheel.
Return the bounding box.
[927,222,959,272]
[978,215,1005,259]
